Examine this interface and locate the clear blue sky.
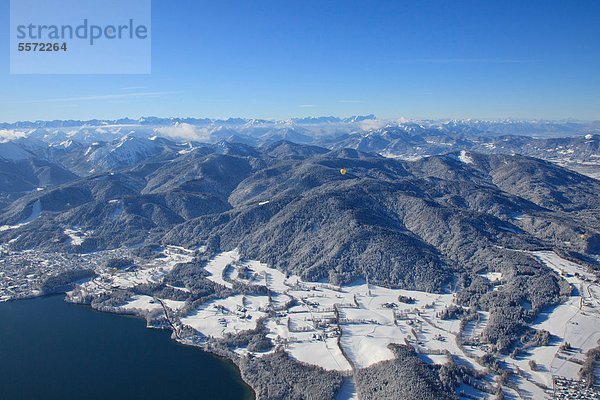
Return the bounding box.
[1,0,599,122]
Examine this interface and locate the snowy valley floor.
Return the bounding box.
[2,244,598,399]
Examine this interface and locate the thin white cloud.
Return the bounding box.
[359,119,387,130]
[155,123,211,142]
[395,58,535,64]
[0,129,26,142]
[298,104,317,108]
[25,91,178,103]
[338,99,366,104]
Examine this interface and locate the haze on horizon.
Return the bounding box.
[1,0,599,122]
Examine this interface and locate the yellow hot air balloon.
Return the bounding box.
[340,168,347,175]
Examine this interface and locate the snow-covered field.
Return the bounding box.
[203,249,239,289]
[287,336,352,371]
[178,250,464,373]
[479,271,503,283]
[0,200,41,232]
[181,294,268,338]
[120,295,164,313]
[498,251,600,398]
[458,149,474,164]
[64,228,90,246]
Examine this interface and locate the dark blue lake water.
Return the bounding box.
[0,295,253,400]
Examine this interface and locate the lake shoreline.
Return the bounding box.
[0,294,255,400]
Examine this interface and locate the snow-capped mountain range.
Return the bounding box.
[1,117,598,179]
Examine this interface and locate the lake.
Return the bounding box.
[0,295,254,400]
